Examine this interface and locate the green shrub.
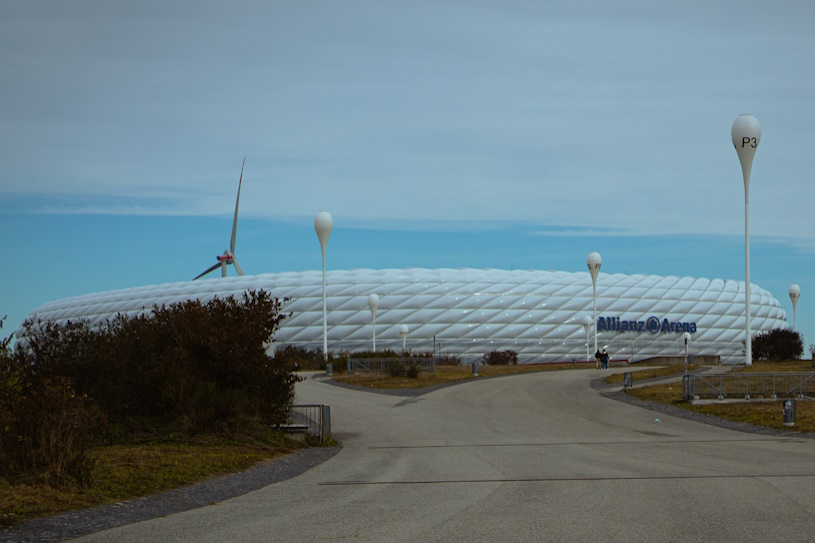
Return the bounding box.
[752,329,803,361]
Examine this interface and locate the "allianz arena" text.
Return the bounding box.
[596,316,698,334]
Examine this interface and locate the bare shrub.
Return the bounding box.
[482,350,518,365]
[404,362,420,379]
[0,319,101,486]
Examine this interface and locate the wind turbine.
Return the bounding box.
[193,158,247,280]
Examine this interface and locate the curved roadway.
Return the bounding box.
[75,369,815,542]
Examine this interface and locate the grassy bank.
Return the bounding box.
[332,362,591,389]
[0,430,304,528]
[625,360,815,433]
[604,364,697,385]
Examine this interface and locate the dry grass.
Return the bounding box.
[626,360,815,433]
[734,360,813,373]
[0,433,303,528]
[604,364,696,385]
[626,382,685,403]
[685,401,815,431]
[332,362,591,389]
[606,360,812,386]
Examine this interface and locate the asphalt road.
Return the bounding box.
[73,369,815,542]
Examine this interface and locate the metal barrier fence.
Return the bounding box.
[347,357,437,374]
[284,404,331,444]
[682,373,815,401]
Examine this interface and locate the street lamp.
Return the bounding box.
[789,284,801,331]
[731,114,760,366]
[683,331,691,374]
[368,293,379,351]
[582,315,593,362]
[399,324,409,353]
[314,211,333,362]
[587,252,602,356]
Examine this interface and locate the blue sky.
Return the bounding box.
[1,1,813,355]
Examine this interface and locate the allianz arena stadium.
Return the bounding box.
[20,268,789,365]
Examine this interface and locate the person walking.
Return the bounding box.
[601,349,609,371]
[595,349,602,370]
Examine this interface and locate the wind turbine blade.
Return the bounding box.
[230,156,245,254]
[193,262,221,280]
[232,258,245,276]
[221,261,227,278]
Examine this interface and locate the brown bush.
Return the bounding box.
[12,290,298,437]
[482,350,518,365]
[0,318,102,485]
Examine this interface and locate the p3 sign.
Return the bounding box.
[738,136,758,149]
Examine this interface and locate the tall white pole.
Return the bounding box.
[368,293,379,351]
[314,211,333,362]
[587,252,602,356]
[745,194,751,365]
[582,315,593,361]
[593,283,597,355]
[732,115,760,366]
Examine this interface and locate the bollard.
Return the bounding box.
[783,399,796,427]
[320,405,331,444]
[326,363,333,376]
[472,362,479,376]
[623,372,632,389]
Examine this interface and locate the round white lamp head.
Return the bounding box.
[789,284,800,311]
[368,293,379,316]
[582,315,593,332]
[683,331,691,344]
[731,114,761,192]
[314,211,334,257]
[587,252,602,283]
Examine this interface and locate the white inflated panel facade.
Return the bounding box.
[21,268,789,364]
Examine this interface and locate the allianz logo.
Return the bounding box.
[597,316,697,334]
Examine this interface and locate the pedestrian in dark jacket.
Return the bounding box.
[601,349,609,371]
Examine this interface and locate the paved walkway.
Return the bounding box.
[5,367,815,542]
